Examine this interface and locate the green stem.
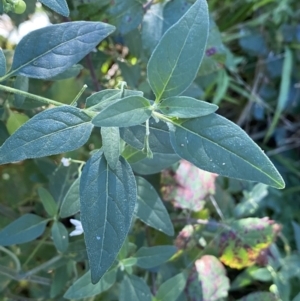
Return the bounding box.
[0,84,64,107]
[70,84,88,106]
[0,246,21,272]
[23,255,62,278]
[22,232,50,268]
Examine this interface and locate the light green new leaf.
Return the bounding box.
[51,221,69,253]
[147,0,209,101]
[59,177,80,218]
[136,176,174,236]
[168,114,285,189]
[0,48,6,76]
[0,214,47,246]
[6,111,29,135]
[92,96,152,127]
[0,106,94,165]
[155,273,187,301]
[101,127,120,170]
[122,145,147,164]
[133,246,177,269]
[158,96,218,118]
[64,268,117,300]
[120,274,152,301]
[38,187,58,217]
[80,151,136,283]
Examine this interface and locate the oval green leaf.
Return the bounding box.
[64,268,117,300]
[147,0,209,101]
[159,96,218,118]
[10,21,115,79]
[168,114,285,189]
[0,106,94,165]
[120,274,152,301]
[0,214,47,246]
[60,177,80,218]
[51,221,69,253]
[133,246,177,269]
[92,96,152,127]
[156,273,187,301]
[39,0,69,17]
[38,187,58,217]
[136,176,174,236]
[80,151,136,284]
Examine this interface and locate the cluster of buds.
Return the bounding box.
[3,0,26,14]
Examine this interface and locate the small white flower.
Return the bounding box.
[69,219,84,236]
[61,157,71,167]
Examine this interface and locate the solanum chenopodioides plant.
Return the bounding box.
[0,0,284,286]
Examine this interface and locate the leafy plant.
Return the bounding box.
[0,0,293,300]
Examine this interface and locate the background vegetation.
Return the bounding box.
[0,0,300,300]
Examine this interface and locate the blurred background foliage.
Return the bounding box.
[0,0,300,300]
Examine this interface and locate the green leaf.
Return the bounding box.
[147,0,209,101]
[156,273,187,301]
[0,214,47,246]
[64,268,117,300]
[133,246,177,269]
[293,292,300,301]
[92,96,152,127]
[0,106,94,165]
[59,177,80,218]
[168,114,285,188]
[186,255,229,301]
[120,118,175,154]
[39,0,69,17]
[120,274,152,301]
[101,127,120,170]
[86,89,143,111]
[108,0,144,35]
[50,265,69,298]
[136,176,174,236]
[47,64,83,81]
[142,3,165,56]
[236,292,279,301]
[6,111,29,135]
[80,151,136,283]
[0,48,6,76]
[292,221,300,252]
[132,153,180,175]
[38,187,58,217]
[49,164,78,206]
[264,47,293,143]
[158,96,218,118]
[13,76,28,108]
[51,221,69,253]
[10,21,115,79]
